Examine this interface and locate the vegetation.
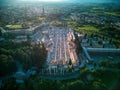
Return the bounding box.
[5,25,23,30]
[1,67,120,90]
[38,17,46,23]
[67,21,78,29]
[0,2,120,90]
[104,12,120,17]
[50,20,63,26]
[99,59,120,69]
[0,54,17,76]
[74,25,99,34]
[0,40,47,76]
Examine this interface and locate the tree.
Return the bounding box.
[109,38,112,44]
[80,68,90,78]
[74,33,81,53]
[69,59,72,66]
[91,81,106,90]
[94,63,97,68]
[1,78,19,90]
[91,33,94,38]
[84,33,87,39]
[27,35,31,45]
[67,80,85,90]
[0,29,2,36]
[0,54,17,76]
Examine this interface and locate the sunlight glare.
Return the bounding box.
[21,0,63,2]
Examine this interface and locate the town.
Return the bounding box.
[0,1,120,90]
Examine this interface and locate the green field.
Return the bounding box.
[104,12,120,17]
[6,25,23,29]
[74,25,99,34]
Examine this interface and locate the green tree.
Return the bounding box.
[0,54,17,76]
[1,78,19,90]
[0,29,2,36]
[91,81,106,90]
[67,80,85,90]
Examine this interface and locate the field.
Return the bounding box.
[74,25,99,34]
[6,25,23,30]
[104,12,120,17]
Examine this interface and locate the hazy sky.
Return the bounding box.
[0,0,120,3]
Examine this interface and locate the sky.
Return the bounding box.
[0,0,120,4]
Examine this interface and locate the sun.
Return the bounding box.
[21,0,63,2]
[39,0,62,2]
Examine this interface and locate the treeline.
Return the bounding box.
[1,67,120,90]
[101,26,120,48]
[0,54,17,76]
[14,44,47,70]
[74,32,83,54]
[0,40,47,77]
[99,59,120,69]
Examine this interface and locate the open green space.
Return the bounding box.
[74,25,99,34]
[6,25,23,30]
[38,17,46,22]
[104,12,120,17]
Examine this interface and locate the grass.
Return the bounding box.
[104,12,120,17]
[6,25,23,29]
[92,7,104,10]
[50,20,62,26]
[67,21,78,28]
[38,17,46,22]
[74,25,99,34]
